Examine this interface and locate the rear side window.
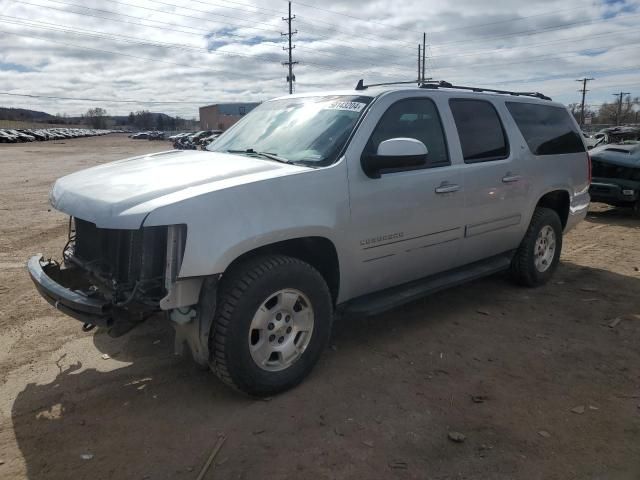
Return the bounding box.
[449,99,509,163]
[505,102,585,155]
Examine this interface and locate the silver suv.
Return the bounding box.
[28,81,590,395]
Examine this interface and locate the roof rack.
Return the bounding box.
[355,78,427,90]
[354,78,551,101]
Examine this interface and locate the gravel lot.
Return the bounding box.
[1,134,639,480]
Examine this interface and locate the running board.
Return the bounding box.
[341,252,513,317]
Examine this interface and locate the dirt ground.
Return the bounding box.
[0,134,639,480]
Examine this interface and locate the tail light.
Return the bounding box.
[586,152,592,184]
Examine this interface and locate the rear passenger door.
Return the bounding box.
[448,98,530,264]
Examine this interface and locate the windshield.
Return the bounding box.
[209,95,373,166]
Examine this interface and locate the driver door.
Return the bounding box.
[344,94,467,299]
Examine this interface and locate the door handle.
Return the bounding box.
[435,183,460,194]
[502,174,522,183]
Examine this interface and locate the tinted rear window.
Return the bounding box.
[505,102,585,155]
[449,99,509,163]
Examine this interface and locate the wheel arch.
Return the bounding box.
[222,236,341,305]
[534,189,570,229]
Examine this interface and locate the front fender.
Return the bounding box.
[142,163,350,278]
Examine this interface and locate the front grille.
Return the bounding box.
[73,219,167,289]
[591,159,640,181]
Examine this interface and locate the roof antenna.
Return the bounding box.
[355,79,366,91]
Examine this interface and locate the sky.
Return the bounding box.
[0,0,638,118]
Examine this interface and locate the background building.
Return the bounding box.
[199,102,260,130]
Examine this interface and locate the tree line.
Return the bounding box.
[81,108,197,130]
[569,94,639,126]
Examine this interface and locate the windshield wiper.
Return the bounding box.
[226,148,291,164]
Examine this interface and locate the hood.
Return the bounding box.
[51,150,308,228]
[590,143,640,169]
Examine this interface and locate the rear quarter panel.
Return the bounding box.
[503,100,590,232]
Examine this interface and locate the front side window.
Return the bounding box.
[505,102,585,155]
[449,99,509,163]
[364,97,449,167]
[210,95,372,166]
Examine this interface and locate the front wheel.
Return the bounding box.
[510,207,563,287]
[209,255,333,396]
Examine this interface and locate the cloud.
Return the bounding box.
[0,0,638,117]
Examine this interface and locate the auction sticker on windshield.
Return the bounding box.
[323,101,367,112]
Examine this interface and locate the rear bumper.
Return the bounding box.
[27,255,113,326]
[565,190,590,233]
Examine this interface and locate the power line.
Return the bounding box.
[7,0,415,73]
[288,0,425,36]
[429,11,640,50]
[585,82,640,91]
[0,18,354,73]
[8,0,220,36]
[14,0,637,75]
[0,19,282,65]
[142,0,419,60]
[5,15,638,85]
[433,42,640,72]
[487,71,640,88]
[184,0,422,50]
[6,0,636,77]
[113,0,416,60]
[0,91,220,104]
[0,28,216,70]
[426,29,640,62]
[5,16,638,92]
[289,0,589,39]
[0,19,415,82]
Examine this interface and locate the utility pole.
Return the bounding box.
[575,77,594,127]
[418,44,421,83]
[422,32,426,83]
[281,1,298,95]
[613,91,630,126]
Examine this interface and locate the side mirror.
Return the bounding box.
[362,138,428,178]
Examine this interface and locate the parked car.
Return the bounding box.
[589,141,640,216]
[0,129,20,143]
[168,132,192,141]
[187,130,213,145]
[0,127,113,143]
[131,132,150,139]
[27,82,590,396]
[5,129,35,142]
[174,134,198,150]
[200,131,222,150]
[148,131,165,140]
[582,131,603,150]
[23,129,48,141]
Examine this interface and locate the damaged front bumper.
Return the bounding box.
[27,255,113,327]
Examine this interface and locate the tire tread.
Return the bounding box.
[209,254,329,394]
[510,207,562,287]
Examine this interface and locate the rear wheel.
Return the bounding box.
[510,207,563,287]
[209,254,333,396]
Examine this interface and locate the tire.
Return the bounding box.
[209,254,333,396]
[632,200,640,218]
[510,207,563,287]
